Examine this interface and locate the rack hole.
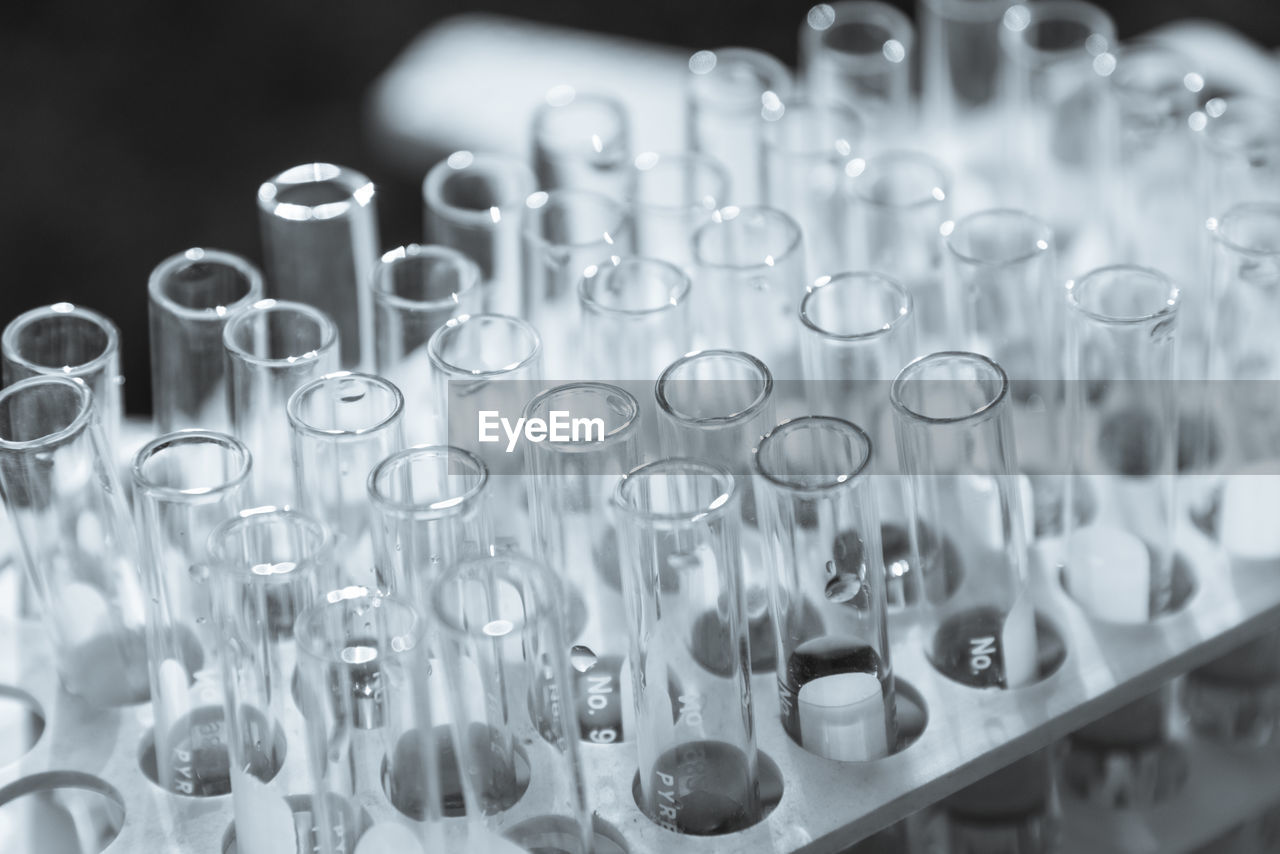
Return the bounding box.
[139,705,285,798]
[0,771,124,854]
[631,748,783,836]
[929,611,1067,689]
[383,724,530,819]
[221,793,371,854]
[0,685,44,767]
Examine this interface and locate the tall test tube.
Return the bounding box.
[258,163,378,370]
[627,151,730,269]
[1193,97,1280,221]
[148,248,264,434]
[579,256,694,382]
[532,87,632,199]
[919,0,1013,160]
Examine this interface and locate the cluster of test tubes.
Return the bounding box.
[1,1,1279,852]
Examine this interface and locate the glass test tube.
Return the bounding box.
[1063,266,1179,623]
[612,458,760,835]
[692,206,806,377]
[844,151,953,351]
[686,47,792,206]
[2,303,123,455]
[799,273,922,607]
[755,416,896,761]
[132,430,252,796]
[223,299,340,506]
[0,375,149,707]
[891,352,1036,687]
[1193,97,1280,221]
[800,1,914,144]
[148,248,264,434]
[627,151,730,269]
[522,189,632,380]
[430,554,593,853]
[295,590,445,854]
[287,372,405,592]
[423,151,538,317]
[207,507,331,854]
[368,445,493,612]
[919,0,1013,155]
[998,1,1117,271]
[762,98,865,278]
[656,350,776,670]
[525,383,640,743]
[258,163,378,370]
[532,87,632,199]
[579,256,693,381]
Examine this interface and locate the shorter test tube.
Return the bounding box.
[627,151,729,269]
[531,87,632,199]
[579,256,694,381]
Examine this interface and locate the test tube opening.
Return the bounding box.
[805,2,914,66]
[2,305,118,376]
[0,377,93,447]
[525,383,640,446]
[764,100,864,159]
[428,314,542,377]
[208,509,331,580]
[1001,1,1116,64]
[533,91,630,164]
[630,152,729,213]
[1211,203,1280,256]
[224,302,338,364]
[944,209,1054,267]
[258,163,374,222]
[524,190,629,249]
[850,152,950,208]
[148,251,262,316]
[614,458,738,522]
[657,350,773,425]
[1067,265,1180,324]
[891,351,1008,424]
[756,416,873,489]
[424,152,536,220]
[580,257,691,316]
[693,206,803,269]
[287,373,404,439]
[687,48,791,112]
[132,431,252,496]
[801,273,912,340]
[374,246,479,310]
[368,446,488,518]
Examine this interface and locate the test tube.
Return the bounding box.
[686,47,792,206]
[755,416,896,761]
[522,189,632,379]
[132,430,252,796]
[257,163,378,370]
[998,1,1117,271]
[844,151,952,351]
[798,273,921,607]
[579,256,693,381]
[531,86,632,199]
[0,375,149,707]
[207,507,331,854]
[372,245,481,437]
[692,206,806,376]
[799,2,914,144]
[525,383,641,743]
[147,248,264,434]
[891,352,1036,687]
[1063,266,1179,623]
[762,98,865,277]
[223,299,340,505]
[368,445,493,612]
[612,458,760,835]
[287,372,405,592]
[2,303,123,455]
[294,590,445,854]
[942,750,1061,853]
[1193,97,1280,221]
[919,0,1013,156]
[430,553,593,852]
[656,350,775,670]
[423,151,538,317]
[627,151,730,269]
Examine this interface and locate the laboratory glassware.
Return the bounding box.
[1193,96,1280,223]
[579,256,693,381]
[532,87,632,199]
[627,150,730,269]
[919,0,1013,153]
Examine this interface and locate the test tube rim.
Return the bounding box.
[655,348,775,426]
[294,589,424,667]
[257,162,375,223]
[427,551,561,642]
[1066,264,1181,326]
[692,205,804,272]
[221,299,340,369]
[918,0,1014,24]
[1194,96,1280,156]
[761,96,866,161]
[422,150,538,228]
[372,243,482,314]
[131,428,253,501]
[522,188,632,252]
[1,302,120,381]
[285,370,406,442]
[627,150,731,215]
[612,456,739,525]
[366,444,489,520]
[1208,202,1280,259]
[578,256,693,318]
[942,208,1055,268]
[426,312,543,379]
[686,46,793,114]
[523,381,641,449]
[531,89,632,162]
[146,248,265,323]
[754,414,874,494]
[1108,41,1200,100]
[799,271,913,342]
[206,505,333,584]
[847,150,951,210]
[890,350,1010,426]
[801,1,916,71]
[0,374,94,451]
[998,0,1117,68]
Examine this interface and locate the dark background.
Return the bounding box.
[0,0,1271,414]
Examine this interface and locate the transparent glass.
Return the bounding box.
[801,2,915,142]
[288,372,405,592]
[612,459,760,835]
[2,303,123,455]
[692,206,806,377]
[208,508,332,852]
[423,151,538,317]
[627,151,730,269]
[942,749,1061,852]
[532,87,632,199]
[0,376,148,707]
[1194,97,1280,222]
[755,416,896,760]
[522,189,632,379]
[845,152,953,350]
[525,383,640,746]
[686,47,793,206]
[148,248,264,434]
[132,430,252,797]
[762,99,865,277]
[1063,266,1179,622]
[891,352,1036,687]
[295,591,446,854]
[430,554,592,852]
[919,0,1013,146]
[224,300,341,506]
[579,256,693,381]
[368,446,492,614]
[258,163,378,370]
